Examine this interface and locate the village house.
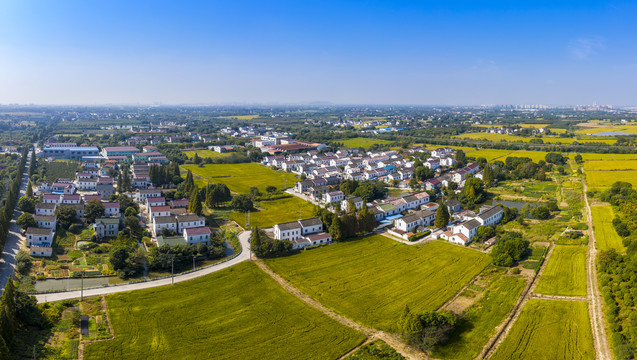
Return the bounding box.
[103,202,120,217]
[176,214,206,234]
[42,194,61,204]
[26,227,54,247]
[147,197,166,207]
[34,215,56,229]
[36,203,56,216]
[340,196,364,212]
[183,226,212,245]
[93,218,120,238]
[152,216,177,236]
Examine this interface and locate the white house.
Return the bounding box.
[42,194,61,204]
[26,227,54,247]
[30,246,52,257]
[62,194,82,204]
[290,232,332,250]
[103,202,120,217]
[34,215,56,229]
[340,196,364,212]
[76,178,97,190]
[134,189,162,202]
[298,218,323,235]
[273,221,303,241]
[323,190,344,204]
[152,216,177,236]
[93,218,120,238]
[183,226,212,245]
[176,214,206,233]
[476,206,504,226]
[147,197,166,207]
[394,210,436,232]
[35,203,56,216]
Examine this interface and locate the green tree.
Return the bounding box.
[124,215,140,232]
[329,216,343,241]
[55,205,77,229]
[25,180,33,197]
[531,205,551,220]
[16,213,36,230]
[434,202,450,229]
[574,154,583,164]
[125,206,138,217]
[230,194,253,212]
[266,185,277,194]
[17,196,36,213]
[192,197,203,216]
[85,199,106,222]
[482,165,494,187]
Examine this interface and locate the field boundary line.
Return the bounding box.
[529,293,588,302]
[253,260,429,360]
[582,169,612,360]
[78,296,116,360]
[478,243,554,359]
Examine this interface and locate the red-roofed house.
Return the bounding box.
[102,202,120,217]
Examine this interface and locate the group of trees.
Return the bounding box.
[339,180,387,202]
[250,227,293,258]
[398,305,458,352]
[0,146,28,251]
[313,204,377,242]
[0,280,47,357]
[490,231,530,267]
[149,163,182,186]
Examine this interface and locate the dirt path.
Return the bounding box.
[477,244,554,359]
[254,260,429,360]
[529,293,588,302]
[582,170,613,360]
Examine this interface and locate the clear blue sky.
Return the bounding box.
[1,1,635,105]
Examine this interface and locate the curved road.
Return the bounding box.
[0,148,31,294]
[36,231,251,303]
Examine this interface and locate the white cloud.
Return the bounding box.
[568,37,604,60]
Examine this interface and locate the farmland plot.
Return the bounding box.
[183,163,299,194]
[534,245,587,297]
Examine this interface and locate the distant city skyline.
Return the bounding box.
[1,1,636,106]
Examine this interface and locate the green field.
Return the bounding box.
[534,245,587,297]
[183,163,299,194]
[182,149,233,159]
[575,123,637,135]
[42,160,78,182]
[491,299,594,360]
[229,196,316,228]
[583,159,637,171]
[586,170,637,190]
[339,137,394,148]
[454,132,615,145]
[433,274,526,360]
[580,153,637,161]
[84,262,365,360]
[465,149,515,161]
[591,206,626,252]
[265,236,490,331]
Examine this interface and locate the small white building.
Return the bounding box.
[152,216,177,236]
[340,196,364,212]
[42,194,61,204]
[183,226,212,245]
[26,227,54,247]
[35,203,57,216]
[134,189,162,202]
[147,197,166,207]
[323,190,344,204]
[62,194,82,204]
[273,221,303,241]
[93,218,120,238]
[103,202,120,217]
[176,214,206,234]
[149,205,171,218]
[30,246,52,257]
[34,215,56,229]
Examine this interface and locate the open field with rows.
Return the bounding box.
[454,132,615,145]
[182,149,233,159]
[433,273,526,360]
[339,137,394,148]
[229,196,316,229]
[491,299,594,360]
[265,236,490,331]
[84,262,365,360]
[183,163,299,194]
[591,206,626,253]
[580,153,637,161]
[534,245,587,297]
[586,170,637,190]
[464,149,514,161]
[216,114,260,120]
[575,123,637,135]
[583,159,637,171]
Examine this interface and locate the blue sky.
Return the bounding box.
[0,1,635,105]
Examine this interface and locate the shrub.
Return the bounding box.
[69,224,84,234]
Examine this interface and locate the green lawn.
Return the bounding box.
[433,274,526,360]
[84,262,365,360]
[591,206,626,253]
[534,245,587,297]
[491,299,594,360]
[339,137,394,149]
[182,149,233,159]
[265,236,491,331]
[183,163,299,194]
[229,196,316,228]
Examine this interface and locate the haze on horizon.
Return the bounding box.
[1,0,636,106]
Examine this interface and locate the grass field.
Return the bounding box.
[43,160,78,182]
[454,132,615,145]
[339,137,394,148]
[84,262,365,360]
[580,153,637,161]
[465,149,515,161]
[590,206,626,253]
[583,159,637,171]
[216,115,260,120]
[229,196,315,228]
[491,299,594,360]
[183,163,299,194]
[433,274,526,360]
[182,149,233,159]
[534,245,587,297]
[575,123,637,135]
[265,236,490,331]
[586,170,637,190]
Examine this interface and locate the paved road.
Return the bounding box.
[0,148,31,294]
[36,231,252,303]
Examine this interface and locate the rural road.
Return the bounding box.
[0,147,31,294]
[36,230,252,303]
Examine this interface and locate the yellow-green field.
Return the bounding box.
[575,123,637,135]
[182,149,233,159]
[339,137,394,148]
[580,153,637,161]
[454,132,615,145]
[216,114,260,120]
[583,159,637,171]
[585,170,637,190]
[534,245,587,297]
[84,262,365,360]
[183,163,299,194]
[491,299,594,360]
[465,149,515,161]
[265,236,491,331]
[229,196,315,229]
[591,206,626,253]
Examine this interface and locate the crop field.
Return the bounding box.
[433,274,526,360]
[84,262,365,360]
[229,196,315,228]
[580,153,637,161]
[503,150,551,163]
[454,132,615,145]
[465,149,515,161]
[216,114,260,120]
[534,245,587,297]
[583,159,637,171]
[265,236,490,331]
[43,160,78,182]
[182,149,233,159]
[591,206,626,252]
[183,163,299,194]
[491,299,594,360]
[575,123,637,135]
[586,170,637,190]
[339,137,394,148]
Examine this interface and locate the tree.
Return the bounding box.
[16,250,33,275]
[124,216,140,232]
[490,231,529,266]
[109,246,130,271]
[85,199,105,222]
[16,213,36,230]
[230,194,253,212]
[192,197,203,216]
[574,154,583,164]
[251,226,263,250]
[545,152,566,165]
[25,180,33,197]
[188,186,199,213]
[434,202,450,229]
[124,206,138,217]
[357,204,377,233]
[17,196,36,214]
[266,185,277,194]
[482,165,494,187]
[55,205,76,228]
[531,205,551,220]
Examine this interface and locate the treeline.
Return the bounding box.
[339,180,388,202]
[315,204,377,241]
[0,146,28,253]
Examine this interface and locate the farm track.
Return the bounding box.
[530,293,588,302]
[254,260,429,360]
[582,170,612,360]
[478,244,554,359]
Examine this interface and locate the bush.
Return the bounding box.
[68,224,84,235]
[408,230,431,242]
[510,267,521,275]
[77,242,97,251]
